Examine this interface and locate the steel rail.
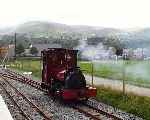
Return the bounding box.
[0,76,52,120]
[72,105,102,120]
[84,102,122,120]
[0,69,47,93]
[0,82,33,120]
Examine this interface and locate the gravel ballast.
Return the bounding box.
[0,69,144,120]
[1,76,91,120]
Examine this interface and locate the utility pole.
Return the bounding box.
[123,63,125,95]
[14,33,17,60]
[123,53,127,95]
[91,62,94,87]
[142,48,144,60]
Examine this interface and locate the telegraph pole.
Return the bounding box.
[91,62,94,87]
[123,64,125,95]
[91,56,94,87]
[14,33,17,60]
[123,53,127,95]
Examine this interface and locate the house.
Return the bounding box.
[123,48,145,60]
[0,44,15,58]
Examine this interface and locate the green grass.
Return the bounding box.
[8,59,150,87]
[79,61,123,79]
[96,85,150,120]
[8,59,42,79]
[79,60,150,88]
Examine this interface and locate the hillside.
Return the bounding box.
[2,21,121,38]
[0,21,150,49]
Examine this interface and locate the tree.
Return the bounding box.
[116,49,123,56]
[16,43,25,56]
[61,39,79,48]
[30,47,38,56]
[87,37,105,45]
[104,36,124,56]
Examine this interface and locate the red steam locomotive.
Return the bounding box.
[41,48,96,101]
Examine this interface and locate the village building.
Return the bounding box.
[0,44,15,58]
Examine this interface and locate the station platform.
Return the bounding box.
[0,95,13,120]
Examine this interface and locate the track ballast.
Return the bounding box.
[0,68,143,120]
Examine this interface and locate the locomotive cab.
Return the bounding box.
[41,48,97,101]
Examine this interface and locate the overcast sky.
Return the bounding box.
[0,0,149,29]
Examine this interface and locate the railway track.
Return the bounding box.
[72,104,114,120]
[0,68,47,92]
[0,68,142,120]
[0,81,32,120]
[0,76,52,120]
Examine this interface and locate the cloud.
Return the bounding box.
[0,0,149,28]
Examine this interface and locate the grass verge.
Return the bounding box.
[8,59,42,79]
[96,85,150,120]
[79,61,150,88]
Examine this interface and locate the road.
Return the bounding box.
[85,74,150,97]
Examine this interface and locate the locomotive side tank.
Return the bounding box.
[41,48,96,100]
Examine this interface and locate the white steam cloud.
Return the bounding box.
[76,38,116,60]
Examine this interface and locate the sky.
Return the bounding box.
[0,0,150,29]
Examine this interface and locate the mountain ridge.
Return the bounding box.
[1,21,150,49]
